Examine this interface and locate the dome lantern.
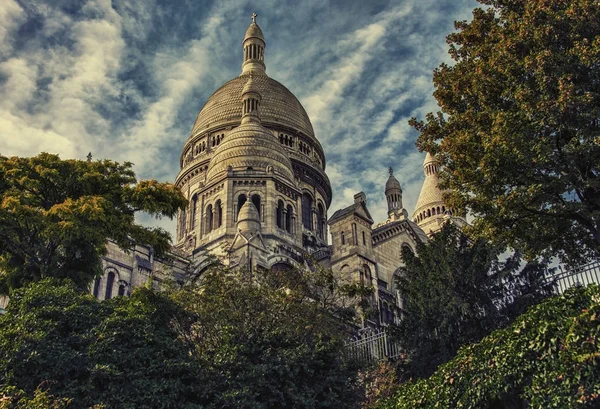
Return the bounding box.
[242,13,266,75]
[241,75,261,124]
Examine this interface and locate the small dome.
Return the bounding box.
[242,75,260,96]
[205,122,295,182]
[244,22,264,42]
[237,201,261,234]
[385,168,402,193]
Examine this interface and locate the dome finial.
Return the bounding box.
[251,12,257,23]
[389,167,393,177]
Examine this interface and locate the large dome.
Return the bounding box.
[191,73,315,139]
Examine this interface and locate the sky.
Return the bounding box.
[0,0,480,238]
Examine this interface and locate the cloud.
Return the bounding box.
[0,0,479,239]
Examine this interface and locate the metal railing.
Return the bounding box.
[345,259,600,364]
[552,259,600,294]
[344,328,402,364]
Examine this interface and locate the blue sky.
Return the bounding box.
[0,0,479,237]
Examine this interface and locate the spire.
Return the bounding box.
[242,13,266,75]
[385,167,404,217]
[241,75,262,124]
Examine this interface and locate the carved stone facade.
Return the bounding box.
[94,16,466,329]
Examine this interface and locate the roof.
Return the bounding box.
[244,22,265,42]
[191,73,315,140]
[328,201,374,225]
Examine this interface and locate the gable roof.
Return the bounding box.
[328,201,374,226]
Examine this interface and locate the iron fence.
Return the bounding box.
[344,328,402,364]
[552,259,600,294]
[345,259,600,363]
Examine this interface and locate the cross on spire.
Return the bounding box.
[389,167,393,176]
[251,12,257,23]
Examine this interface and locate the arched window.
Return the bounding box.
[251,194,261,218]
[317,203,325,239]
[190,194,198,229]
[301,193,313,230]
[362,231,366,245]
[352,223,358,245]
[363,265,372,284]
[105,271,115,300]
[93,277,101,298]
[118,284,126,297]
[286,204,293,233]
[215,200,222,228]
[206,204,213,233]
[341,231,345,245]
[237,194,247,218]
[276,200,284,229]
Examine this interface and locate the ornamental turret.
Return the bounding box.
[385,167,407,220]
[242,13,266,75]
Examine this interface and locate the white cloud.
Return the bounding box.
[0,0,24,57]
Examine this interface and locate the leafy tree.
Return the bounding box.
[396,223,553,378]
[0,279,205,409]
[0,267,367,409]
[0,153,187,294]
[410,0,600,265]
[375,285,600,409]
[169,265,364,409]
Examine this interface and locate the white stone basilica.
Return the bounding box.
[93,16,466,327]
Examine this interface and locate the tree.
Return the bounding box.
[0,153,187,294]
[374,284,600,409]
[0,279,205,409]
[410,0,600,265]
[0,267,367,409]
[169,265,365,409]
[395,223,553,379]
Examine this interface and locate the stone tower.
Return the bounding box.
[174,15,332,270]
[385,167,408,221]
[412,152,466,236]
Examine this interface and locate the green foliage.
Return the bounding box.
[411,0,600,265]
[0,266,365,409]
[0,279,204,409]
[1,387,74,409]
[375,285,600,409]
[0,153,187,294]
[396,223,553,378]
[169,265,363,409]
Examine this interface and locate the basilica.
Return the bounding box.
[93,16,466,327]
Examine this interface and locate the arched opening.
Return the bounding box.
[301,193,313,230]
[362,231,366,245]
[251,194,261,218]
[352,223,358,245]
[105,271,115,300]
[190,194,198,229]
[341,231,345,245]
[215,200,222,228]
[286,204,293,233]
[206,204,213,233]
[317,203,325,239]
[118,284,126,297]
[237,194,247,218]
[93,277,101,298]
[276,200,284,229]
